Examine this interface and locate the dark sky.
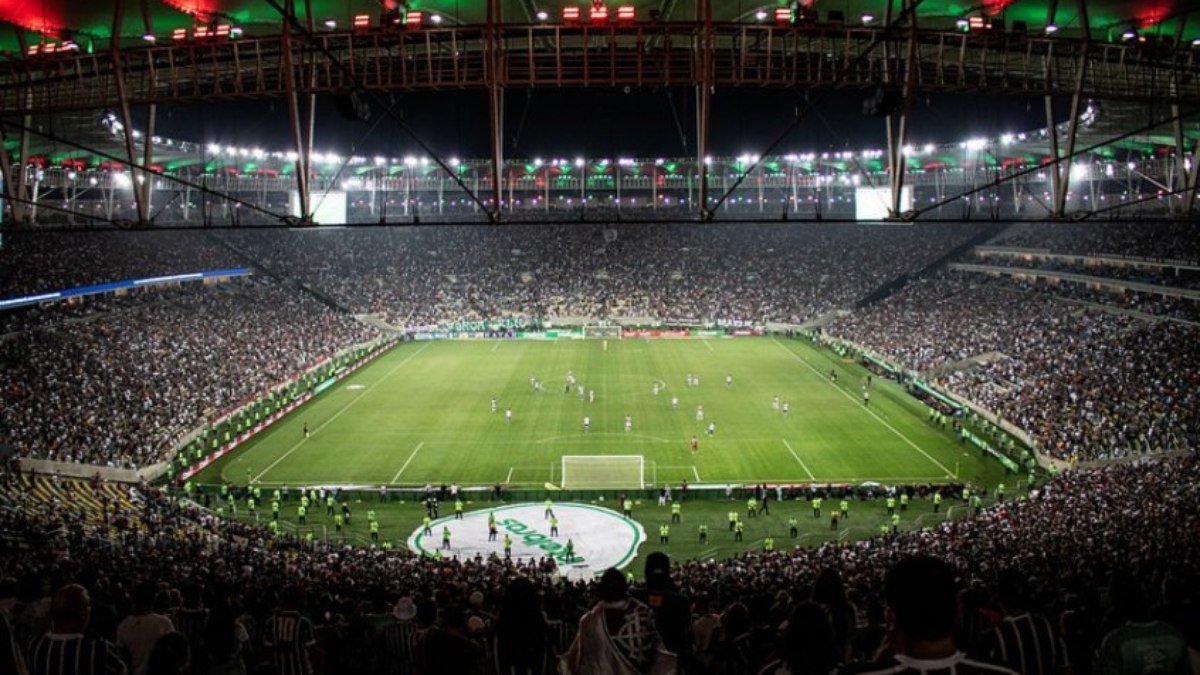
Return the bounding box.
[155,87,1052,160]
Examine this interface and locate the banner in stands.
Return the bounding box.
[0,268,252,311]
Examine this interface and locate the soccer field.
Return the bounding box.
[198,336,1001,489]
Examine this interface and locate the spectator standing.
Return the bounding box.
[117,582,175,675]
[27,584,127,675]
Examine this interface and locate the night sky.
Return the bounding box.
[153,87,1054,160]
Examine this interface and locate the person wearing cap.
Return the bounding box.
[380,596,417,673]
[634,552,694,672]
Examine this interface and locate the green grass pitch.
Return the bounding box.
[198,336,1003,490]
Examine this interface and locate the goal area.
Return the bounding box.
[561,455,645,489]
[581,325,622,339]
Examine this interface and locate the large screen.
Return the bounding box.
[855,186,911,221]
[290,190,347,225]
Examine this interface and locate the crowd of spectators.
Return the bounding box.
[2,452,1198,675]
[0,280,375,468]
[989,221,1200,264]
[218,223,985,328]
[970,253,1200,291]
[828,271,1200,461]
[0,231,240,299]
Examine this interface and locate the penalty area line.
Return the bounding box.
[702,339,714,351]
[390,441,426,484]
[692,466,701,482]
[252,342,431,483]
[781,439,817,481]
[771,338,956,478]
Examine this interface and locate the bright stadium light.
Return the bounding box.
[430,14,443,24]
[323,18,337,29]
[1044,24,1059,34]
[574,157,585,167]
[755,10,768,21]
[534,157,544,167]
[536,9,549,21]
[1000,133,1015,145]
[404,156,418,167]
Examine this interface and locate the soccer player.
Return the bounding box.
[505,407,513,424]
[696,405,704,421]
[690,436,699,454]
[725,374,733,387]
[772,395,780,411]
[863,389,870,406]
[589,389,595,403]
[706,421,716,437]
[671,396,679,410]
[583,416,591,433]
[491,397,497,413]
[653,382,661,396]
[303,422,310,438]
[782,402,789,416]
[578,385,585,399]
[624,415,632,433]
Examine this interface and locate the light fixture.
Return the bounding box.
[755,10,767,21]
[536,9,549,21]
[142,32,157,43]
[1045,24,1059,34]
[861,13,874,24]
[323,18,337,29]
[429,13,443,24]
[1122,30,1137,41]
[229,26,243,38]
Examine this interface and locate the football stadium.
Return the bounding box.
[1,2,1198,675]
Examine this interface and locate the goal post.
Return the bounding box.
[581,325,622,339]
[561,455,645,489]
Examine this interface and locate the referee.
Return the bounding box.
[27,584,127,675]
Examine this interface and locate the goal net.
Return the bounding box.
[581,325,622,339]
[561,455,644,489]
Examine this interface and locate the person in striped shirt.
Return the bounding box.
[837,557,1016,675]
[979,572,1069,675]
[27,584,127,675]
[262,586,317,675]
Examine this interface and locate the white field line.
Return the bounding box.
[702,339,714,351]
[771,338,956,478]
[251,343,431,482]
[491,340,501,352]
[506,467,514,483]
[781,439,817,481]
[390,441,426,484]
[692,466,701,482]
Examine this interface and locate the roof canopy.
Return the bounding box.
[1,1,1196,53]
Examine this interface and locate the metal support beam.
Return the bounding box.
[140,104,156,221]
[1051,0,1091,218]
[111,0,150,225]
[282,0,312,223]
[485,0,504,221]
[886,0,918,218]
[0,116,31,225]
[696,0,713,221]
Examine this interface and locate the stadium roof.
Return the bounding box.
[1,1,1197,54]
